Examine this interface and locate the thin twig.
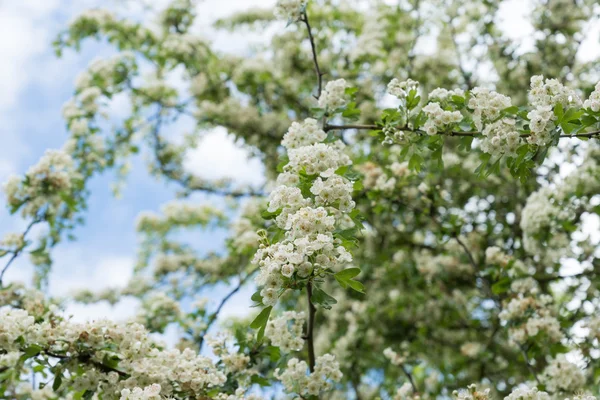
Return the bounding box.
[149,107,265,198]
[199,268,258,350]
[324,124,600,139]
[301,11,324,99]
[453,235,478,270]
[45,351,128,377]
[400,364,419,394]
[0,217,43,285]
[519,345,541,385]
[306,282,317,372]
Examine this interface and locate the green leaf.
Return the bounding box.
[491,277,511,295]
[20,344,42,361]
[408,153,423,172]
[311,287,337,309]
[261,208,281,220]
[344,87,358,96]
[553,103,564,121]
[251,290,263,306]
[334,268,365,293]
[347,280,365,293]
[563,108,584,123]
[581,115,597,126]
[102,354,120,369]
[451,95,465,106]
[52,371,63,391]
[406,90,421,109]
[251,375,271,387]
[250,306,272,341]
[342,102,361,121]
[267,345,281,362]
[432,145,443,168]
[353,180,363,192]
[334,267,361,280]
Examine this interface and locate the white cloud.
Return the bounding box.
[50,252,138,322]
[184,127,265,187]
[49,252,134,297]
[0,1,61,110]
[65,297,140,323]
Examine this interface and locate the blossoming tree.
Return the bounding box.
[1,0,600,399]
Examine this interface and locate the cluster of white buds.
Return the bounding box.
[387,78,419,100]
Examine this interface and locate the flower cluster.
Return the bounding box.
[311,175,355,211]
[383,347,407,365]
[452,384,490,400]
[136,201,226,234]
[542,354,586,392]
[387,78,419,100]
[480,118,522,158]
[287,141,351,177]
[265,311,305,352]
[583,81,600,111]
[274,0,307,21]
[120,384,162,400]
[252,117,356,306]
[468,87,512,131]
[281,118,327,149]
[274,354,343,397]
[422,102,463,135]
[318,79,350,110]
[504,386,550,400]
[135,292,181,332]
[499,294,563,343]
[206,334,252,374]
[527,75,581,145]
[0,233,25,253]
[3,149,80,219]
[520,145,600,259]
[0,307,227,398]
[429,87,465,102]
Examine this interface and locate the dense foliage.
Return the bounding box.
[1,0,600,399]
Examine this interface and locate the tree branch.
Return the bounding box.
[199,268,258,350]
[519,345,541,386]
[400,364,419,394]
[0,217,44,286]
[325,124,600,139]
[306,282,316,372]
[149,108,265,198]
[301,11,324,99]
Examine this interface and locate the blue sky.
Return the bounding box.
[0,0,276,329]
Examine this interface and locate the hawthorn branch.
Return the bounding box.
[452,234,478,271]
[306,282,317,372]
[301,11,324,99]
[0,217,44,286]
[149,108,265,198]
[519,345,541,386]
[199,268,258,350]
[400,364,419,394]
[45,351,128,378]
[324,124,600,139]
